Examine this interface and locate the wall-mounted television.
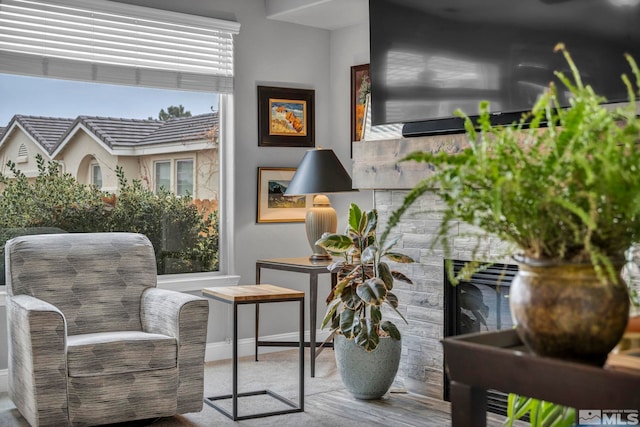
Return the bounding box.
[369,0,640,137]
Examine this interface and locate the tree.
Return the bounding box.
[152,104,192,121]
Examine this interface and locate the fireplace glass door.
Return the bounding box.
[443,259,519,416]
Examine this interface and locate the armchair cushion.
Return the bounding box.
[66,331,177,377]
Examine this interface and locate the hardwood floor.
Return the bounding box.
[0,349,513,426]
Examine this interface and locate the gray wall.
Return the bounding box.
[1,0,372,370]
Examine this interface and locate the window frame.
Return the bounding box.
[90,162,102,188]
[0,0,239,294]
[154,160,172,194]
[175,158,195,197]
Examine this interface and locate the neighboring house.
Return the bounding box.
[0,113,219,200]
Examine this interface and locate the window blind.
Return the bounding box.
[0,0,240,92]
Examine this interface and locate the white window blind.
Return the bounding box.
[0,0,240,92]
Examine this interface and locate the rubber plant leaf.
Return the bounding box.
[339,308,357,339]
[356,277,388,306]
[378,261,394,291]
[356,318,379,351]
[381,320,401,340]
[316,234,353,253]
[348,203,363,231]
[385,251,415,264]
[321,298,342,329]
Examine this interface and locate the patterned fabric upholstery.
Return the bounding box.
[5,233,209,427]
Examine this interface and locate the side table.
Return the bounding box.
[202,284,304,421]
[442,329,640,427]
[255,257,337,377]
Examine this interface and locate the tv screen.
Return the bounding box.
[369,0,640,136]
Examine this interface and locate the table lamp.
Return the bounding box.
[285,148,354,261]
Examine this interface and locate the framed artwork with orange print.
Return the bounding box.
[350,63,370,155]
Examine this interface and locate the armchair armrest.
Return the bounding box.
[6,294,68,426]
[141,288,209,413]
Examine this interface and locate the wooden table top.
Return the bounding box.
[256,257,333,269]
[202,284,304,303]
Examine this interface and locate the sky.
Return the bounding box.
[0,73,219,126]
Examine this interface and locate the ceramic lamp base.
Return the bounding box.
[305,194,337,261]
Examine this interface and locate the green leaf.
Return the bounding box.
[348,203,363,232]
[341,281,361,310]
[321,298,342,329]
[363,209,378,237]
[355,319,379,351]
[339,308,358,339]
[378,262,394,290]
[370,305,382,326]
[381,320,401,340]
[356,277,388,306]
[385,251,415,264]
[391,270,414,284]
[362,246,376,264]
[315,234,354,253]
[386,291,399,308]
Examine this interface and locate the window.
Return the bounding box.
[154,159,194,196]
[176,160,194,196]
[0,0,239,277]
[91,163,102,188]
[155,161,171,193]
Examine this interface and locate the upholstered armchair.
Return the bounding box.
[5,232,210,427]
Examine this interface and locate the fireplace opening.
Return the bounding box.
[443,259,519,417]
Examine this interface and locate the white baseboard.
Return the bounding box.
[0,330,332,393]
[204,330,332,362]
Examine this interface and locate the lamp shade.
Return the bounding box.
[285,148,353,195]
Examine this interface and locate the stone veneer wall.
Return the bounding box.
[354,137,640,400]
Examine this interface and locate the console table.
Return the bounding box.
[255,257,337,377]
[442,329,640,427]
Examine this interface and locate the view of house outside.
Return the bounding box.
[0,73,221,275]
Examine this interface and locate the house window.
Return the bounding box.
[176,160,194,196]
[155,161,171,193]
[0,0,239,276]
[91,164,102,188]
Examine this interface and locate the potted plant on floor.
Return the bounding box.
[382,43,640,365]
[316,203,414,400]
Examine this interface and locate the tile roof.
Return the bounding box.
[1,113,219,154]
[2,115,76,152]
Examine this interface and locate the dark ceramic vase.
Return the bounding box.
[509,258,630,366]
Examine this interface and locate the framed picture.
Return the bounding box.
[257,86,315,147]
[256,167,312,223]
[350,64,370,150]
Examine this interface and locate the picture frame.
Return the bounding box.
[256,167,312,223]
[257,86,315,147]
[350,64,370,151]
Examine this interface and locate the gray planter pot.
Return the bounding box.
[334,334,402,400]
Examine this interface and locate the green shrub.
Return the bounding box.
[0,155,219,275]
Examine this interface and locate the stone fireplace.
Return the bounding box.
[352,133,510,399]
[353,135,640,403]
[352,134,640,399]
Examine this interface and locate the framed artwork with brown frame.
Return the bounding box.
[257,86,315,147]
[350,63,370,154]
[256,167,312,223]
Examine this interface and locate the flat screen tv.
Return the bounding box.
[369,0,640,137]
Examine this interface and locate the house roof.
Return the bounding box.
[1,115,76,152]
[1,112,219,156]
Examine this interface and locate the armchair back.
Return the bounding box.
[6,232,157,335]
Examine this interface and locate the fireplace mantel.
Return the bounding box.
[352,134,470,190]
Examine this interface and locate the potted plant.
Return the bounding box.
[316,203,414,399]
[381,43,640,365]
